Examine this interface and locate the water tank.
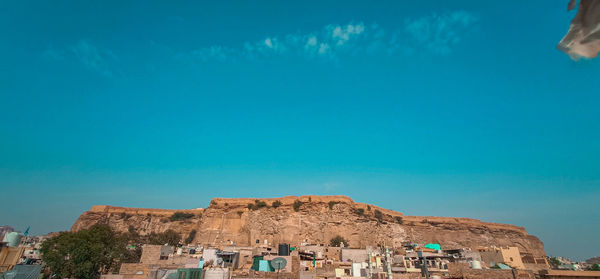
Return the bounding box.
[471,260,482,269]
[2,232,21,247]
[278,243,290,256]
[204,268,229,279]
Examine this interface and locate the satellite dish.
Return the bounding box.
[271,257,287,270]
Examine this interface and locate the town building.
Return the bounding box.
[478,246,526,269]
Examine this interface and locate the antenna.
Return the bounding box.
[271,257,287,279]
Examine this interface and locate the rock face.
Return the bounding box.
[71,195,546,257]
[558,0,600,59]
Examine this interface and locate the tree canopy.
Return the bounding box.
[147,229,181,246]
[329,235,349,247]
[169,212,196,221]
[41,225,141,279]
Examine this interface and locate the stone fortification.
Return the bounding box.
[71,195,546,257]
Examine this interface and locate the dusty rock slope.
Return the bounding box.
[71,195,546,257]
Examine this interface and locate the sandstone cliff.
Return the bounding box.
[71,195,546,257]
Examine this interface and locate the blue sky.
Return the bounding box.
[1,0,599,260]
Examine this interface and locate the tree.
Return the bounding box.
[328,201,338,210]
[169,212,195,221]
[41,224,139,279]
[148,229,181,246]
[374,210,383,222]
[293,200,302,212]
[354,208,365,216]
[254,200,267,208]
[247,200,268,210]
[185,230,197,245]
[330,235,349,247]
[395,216,403,224]
[272,200,282,208]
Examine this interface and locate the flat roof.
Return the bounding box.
[541,270,600,277]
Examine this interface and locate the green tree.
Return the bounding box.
[247,200,268,210]
[329,235,349,247]
[293,200,302,212]
[374,210,383,222]
[148,229,181,246]
[354,208,365,216]
[254,200,267,208]
[328,201,338,210]
[185,230,197,245]
[41,224,139,279]
[272,200,282,208]
[169,212,195,221]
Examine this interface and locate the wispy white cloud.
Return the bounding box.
[192,11,478,63]
[69,40,119,77]
[192,46,235,62]
[399,11,479,55]
[43,40,120,77]
[192,22,375,62]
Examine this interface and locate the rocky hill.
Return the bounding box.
[587,257,600,265]
[71,195,546,257]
